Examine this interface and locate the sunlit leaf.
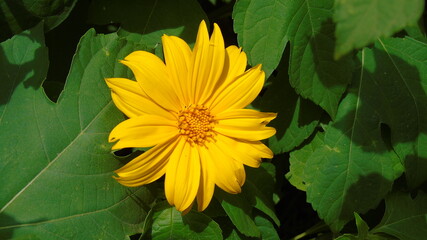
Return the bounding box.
[287,132,324,191]
[304,46,409,231]
[375,37,427,189]
[233,0,352,118]
[218,213,279,240]
[285,0,353,118]
[0,24,155,239]
[253,214,280,240]
[334,0,425,58]
[215,189,260,238]
[149,202,222,240]
[233,0,288,77]
[405,24,427,43]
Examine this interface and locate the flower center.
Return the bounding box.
[178,105,215,145]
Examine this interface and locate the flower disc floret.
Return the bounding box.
[178,105,215,145]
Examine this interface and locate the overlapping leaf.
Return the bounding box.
[233,0,353,118]
[376,38,427,189]
[213,163,279,238]
[243,163,279,226]
[372,191,427,240]
[88,0,207,48]
[300,37,427,231]
[254,55,321,154]
[287,132,324,191]
[286,0,353,118]
[233,0,288,77]
[0,24,155,239]
[0,0,78,41]
[149,202,222,240]
[334,0,425,58]
[215,189,260,238]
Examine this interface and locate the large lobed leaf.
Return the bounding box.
[286,0,353,118]
[287,132,324,191]
[372,191,427,240]
[299,36,427,231]
[334,0,425,58]
[233,0,289,78]
[376,37,427,189]
[233,0,353,118]
[0,24,155,239]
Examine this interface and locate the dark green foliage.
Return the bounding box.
[1,0,426,239]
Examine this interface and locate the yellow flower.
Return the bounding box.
[105,20,276,213]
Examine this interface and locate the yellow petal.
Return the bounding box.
[205,46,247,107]
[215,134,273,168]
[214,109,277,141]
[191,21,225,103]
[165,138,201,212]
[209,65,265,115]
[222,46,248,84]
[114,137,179,187]
[204,141,242,194]
[190,21,209,103]
[162,35,192,105]
[216,108,277,123]
[215,125,276,142]
[109,115,178,150]
[121,51,181,111]
[233,160,246,187]
[200,23,226,103]
[105,78,173,119]
[197,145,215,211]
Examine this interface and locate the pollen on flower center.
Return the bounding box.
[178,105,215,145]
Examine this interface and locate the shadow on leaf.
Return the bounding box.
[0,24,48,106]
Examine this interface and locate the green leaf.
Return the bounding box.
[335,234,396,240]
[232,0,289,77]
[254,54,321,154]
[354,213,369,239]
[149,202,222,240]
[243,164,280,226]
[246,162,278,204]
[215,189,260,238]
[334,0,425,58]
[88,0,208,48]
[374,38,427,189]
[372,191,427,240]
[287,132,325,191]
[304,46,408,231]
[0,0,78,41]
[0,24,155,239]
[286,0,353,118]
[331,212,371,239]
[335,234,359,240]
[405,24,427,43]
[233,0,352,117]
[218,213,279,240]
[253,214,280,240]
[305,36,427,229]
